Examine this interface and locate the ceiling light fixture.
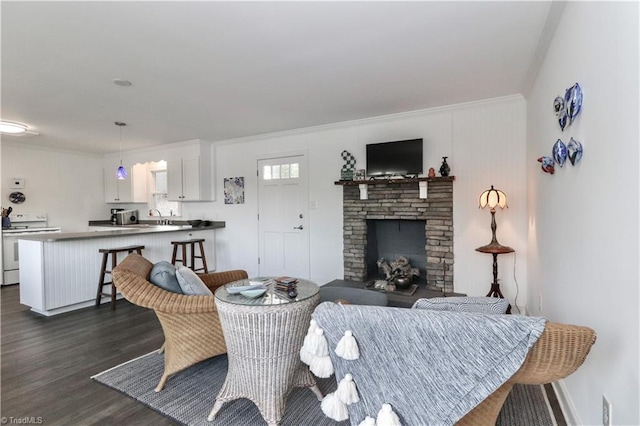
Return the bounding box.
[115,121,128,180]
[0,121,28,134]
[113,78,132,87]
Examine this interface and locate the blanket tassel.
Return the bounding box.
[309,353,334,378]
[321,392,349,422]
[335,330,360,360]
[335,373,359,405]
[358,416,376,426]
[377,403,402,426]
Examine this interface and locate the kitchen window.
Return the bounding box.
[149,167,180,218]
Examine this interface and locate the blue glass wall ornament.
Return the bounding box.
[558,109,568,131]
[564,83,583,125]
[552,139,568,167]
[537,156,555,174]
[567,138,583,166]
[553,96,565,116]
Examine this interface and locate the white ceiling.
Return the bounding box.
[1,1,556,155]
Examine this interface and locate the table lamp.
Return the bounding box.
[476,185,513,312]
[478,185,508,248]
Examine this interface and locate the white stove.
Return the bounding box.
[2,213,61,285]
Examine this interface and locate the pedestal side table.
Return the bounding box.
[208,278,322,426]
[475,242,514,314]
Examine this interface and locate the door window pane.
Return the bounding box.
[262,163,299,180]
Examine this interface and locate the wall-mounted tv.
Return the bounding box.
[366,139,423,177]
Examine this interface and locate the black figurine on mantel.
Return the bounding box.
[439,156,450,177]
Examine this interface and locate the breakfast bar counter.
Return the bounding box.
[18,223,225,316]
[21,222,226,242]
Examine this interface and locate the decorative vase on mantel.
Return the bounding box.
[439,157,450,177]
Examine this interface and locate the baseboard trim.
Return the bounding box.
[552,380,581,425]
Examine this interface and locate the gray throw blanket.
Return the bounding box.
[312,302,546,425]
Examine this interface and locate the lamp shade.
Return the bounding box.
[116,165,127,180]
[479,185,507,210]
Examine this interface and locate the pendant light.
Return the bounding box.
[115,121,127,180]
[113,78,132,180]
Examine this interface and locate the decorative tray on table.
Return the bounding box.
[225,280,269,298]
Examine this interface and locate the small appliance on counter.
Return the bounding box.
[110,208,124,225]
[115,209,139,225]
[1,206,12,229]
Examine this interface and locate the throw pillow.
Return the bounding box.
[176,266,213,296]
[411,296,509,314]
[149,261,183,294]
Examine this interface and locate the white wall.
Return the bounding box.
[191,96,528,305]
[526,2,639,425]
[1,142,105,231]
[1,97,528,302]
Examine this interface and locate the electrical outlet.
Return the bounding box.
[538,294,542,312]
[602,395,612,426]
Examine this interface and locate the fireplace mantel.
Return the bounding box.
[338,177,454,292]
[334,176,455,186]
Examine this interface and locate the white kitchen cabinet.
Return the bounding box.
[131,162,148,203]
[103,139,215,203]
[104,160,132,203]
[167,141,215,201]
[104,160,147,203]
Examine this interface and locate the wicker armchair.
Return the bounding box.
[457,321,596,425]
[112,253,248,391]
[312,303,596,426]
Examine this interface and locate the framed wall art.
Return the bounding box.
[224,177,245,204]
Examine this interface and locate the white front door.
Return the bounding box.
[257,155,309,279]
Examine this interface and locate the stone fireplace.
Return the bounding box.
[366,219,427,282]
[340,177,454,292]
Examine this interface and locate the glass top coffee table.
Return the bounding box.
[207,277,322,426]
[214,277,319,306]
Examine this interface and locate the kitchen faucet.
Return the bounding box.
[151,209,169,225]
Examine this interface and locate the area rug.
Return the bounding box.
[92,352,556,426]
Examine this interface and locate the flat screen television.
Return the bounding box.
[366,139,423,177]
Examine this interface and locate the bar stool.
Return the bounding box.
[96,245,145,310]
[171,239,208,274]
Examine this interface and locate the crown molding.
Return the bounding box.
[215,94,525,146]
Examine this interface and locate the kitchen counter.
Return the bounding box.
[18,221,226,316]
[19,222,226,242]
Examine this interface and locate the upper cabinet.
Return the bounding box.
[103,160,147,204]
[131,163,148,203]
[103,160,133,203]
[103,139,215,204]
[166,141,215,202]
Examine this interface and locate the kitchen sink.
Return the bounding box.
[125,224,192,230]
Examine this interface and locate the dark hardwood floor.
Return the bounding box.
[1,284,176,425]
[2,284,567,426]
